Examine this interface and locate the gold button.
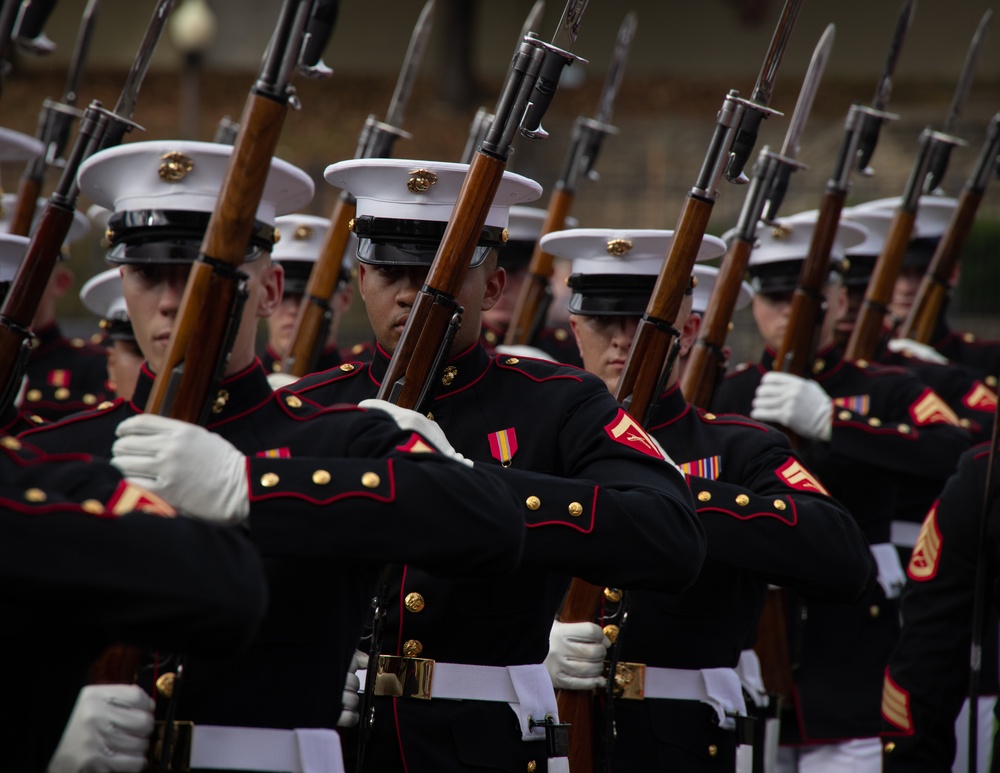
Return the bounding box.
[885,741,896,753]
[897,423,911,434]
[987,376,997,388]
[81,499,104,514]
[603,624,620,643]
[774,499,787,511]
[604,587,622,602]
[856,359,869,368]
[402,639,423,657]
[29,414,44,424]
[526,495,541,510]
[527,763,538,773]
[1,436,21,450]
[703,412,716,420]
[697,491,711,502]
[98,401,115,410]
[404,592,425,613]
[838,410,852,421]
[555,328,568,341]
[83,394,97,405]
[272,361,282,372]
[484,331,497,344]
[260,472,280,488]
[960,418,972,429]
[26,389,41,402]
[426,412,434,421]
[736,494,750,506]
[351,344,365,354]
[285,394,302,408]
[506,357,520,365]
[25,488,46,503]
[54,387,70,400]
[708,744,718,757]
[963,332,976,343]
[568,501,583,517]
[340,363,355,372]
[869,604,880,618]
[868,417,882,427]
[312,469,331,485]
[71,337,85,348]
[361,472,381,488]
[156,672,175,698]
[812,359,826,374]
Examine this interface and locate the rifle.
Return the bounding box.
[281,0,432,378]
[458,1,545,165]
[898,112,1000,345]
[0,0,170,424]
[376,0,588,412]
[845,10,990,363]
[774,0,913,378]
[8,0,99,237]
[682,22,834,409]
[613,0,801,425]
[504,11,636,348]
[10,0,58,54]
[144,0,333,422]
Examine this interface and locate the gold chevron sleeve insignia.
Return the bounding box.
[107,481,176,517]
[910,388,961,427]
[881,669,913,733]
[907,503,942,581]
[776,458,831,497]
[963,383,998,412]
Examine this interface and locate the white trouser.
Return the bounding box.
[189,726,344,773]
[776,738,882,773]
[953,695,998,773]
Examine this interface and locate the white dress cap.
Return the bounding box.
[324,158,542,229]
[690,264,753,316]
[0,127,43,161]
[0,234,28,283]
[506,205,579,243]
[78,140,314,226]
[540,227,726,277]
[80,268,128,320]
[845,195,957,240]
[743,209,868,268]
[0,193,89,245]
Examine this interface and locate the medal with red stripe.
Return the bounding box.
[488,428,518,467]
[47,369,70,388]
[679,455,721,480]
[256,447,291,458]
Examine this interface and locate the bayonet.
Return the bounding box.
[383,0,433,129]
[762,23,835,221]
[593,10,635,125]
[872,0,914,112]
[549,0,587,52]
[62,0,99,108]
[724,0,804,183]
[12,0,57,55]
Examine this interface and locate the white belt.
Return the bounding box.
[189,726,344,773]
[358,661,519,702]
[619,664,747,729]
[871,541,907,599]
[890,520,921,549]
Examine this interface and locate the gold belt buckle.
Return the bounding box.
[611,661,646,700]
[149,720,194,771]
[373,655,435,699]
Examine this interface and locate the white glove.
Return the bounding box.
[358,398,472,467]
[338,650,367,728]
[111,414,249,524]
[494,344,556,362]
[48,684,155,773]
[751,371,833,441]
[266,372,299,391]
[886,337,949,365]
[544,621,611,691]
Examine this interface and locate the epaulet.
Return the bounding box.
[291,361,367,395]
[494,354,584,383]
[696,408,773,433]
[849,358,908,378]
[272,388,365,421]
[18,397,123,439]
[722,361,758,380]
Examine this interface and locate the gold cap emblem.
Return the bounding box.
[770,223,792,240]
[294,224,314,240]
[606,238,633,257]
[407,169,438,193]
[158,151,194,182]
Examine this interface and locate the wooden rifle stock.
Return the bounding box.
[844,208,916,362]
[614,194,715,423]
[774,187,848,375]
[282,193,356,377]
[504,187,574,346]
[376,151,506,409]
[682,237,753,409]
[8,175,41,236]
[555,579,608,773]
[145,94,289,420]
[899,188,981,344]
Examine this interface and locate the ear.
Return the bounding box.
[480,266,506,312]
[255,261,284,318]
[679,312,701,357]
[357,264,369,303]
[569,315,585,358]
